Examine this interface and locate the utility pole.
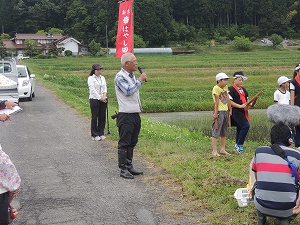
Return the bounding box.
[106,24,109,55]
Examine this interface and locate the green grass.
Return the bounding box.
[20,48,300,224]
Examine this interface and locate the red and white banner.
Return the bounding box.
[116,0,134,58]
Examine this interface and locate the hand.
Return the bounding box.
[10,206,18,219]
[213,112,218,120]
[240,103,247,109]
[139,73,147,82]
[5,101,17,110]
[100,97,107,103]
[0,114,11,122]
[293,204,300,214]
[293,191,300,214]
[8,189,19,204]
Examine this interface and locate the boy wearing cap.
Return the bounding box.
[212,72,232,157]
[228,71,250,153]
[274,76,291,105]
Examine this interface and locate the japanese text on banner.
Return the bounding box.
[116,0,134,58]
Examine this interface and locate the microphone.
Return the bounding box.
[267,104,300,126]
[137,66,147,82]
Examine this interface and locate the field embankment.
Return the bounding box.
[21,50,300,224]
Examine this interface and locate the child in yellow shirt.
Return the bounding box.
[212,72,232,156]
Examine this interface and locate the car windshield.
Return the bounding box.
[17,67,27,78]
[0,63,12,73]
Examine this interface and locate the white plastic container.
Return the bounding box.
[234,188,250,207]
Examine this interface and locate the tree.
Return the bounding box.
[134,34,146,48]
[64,0,88,42]
[0,40,7,58]
[134,0,173,46]
[233,36,253,51]
[24,39,38,57]
[36,30,47,34]
[0,0,299,47]
[48,28,64,34]
[64,50,73,56]
[0,33,10,40]
[0,0,16,35]
[89,39,101,56]
[269,33,283,48]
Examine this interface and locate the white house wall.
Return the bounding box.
[58,40,79,55]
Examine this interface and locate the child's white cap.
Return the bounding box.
[277,76,291,86]
[216,72,229,81]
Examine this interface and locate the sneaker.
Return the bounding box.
[235,144,244,153]
[92,136,101,141]
[100,135,106,140]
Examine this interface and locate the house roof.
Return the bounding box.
[2,40,20,48]
[57,37,81,45]
[2,34,82,51]
[13,33,64,40]
[3,39,54,50]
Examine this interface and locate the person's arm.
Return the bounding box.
[274,90,279,104]
[290,82,295,105]
[227,98,232,116]
[293,190,300,214]
[0,114,11,122]
[115,73,142,96]
[230,100,247,108]
[100,77,107,103]
[291,90,295,105]
[213,94,218,120]
[8,189,19,204]
[5,101,17,109]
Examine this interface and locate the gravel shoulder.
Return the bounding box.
[0,82,202,225]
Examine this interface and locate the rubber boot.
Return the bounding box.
[118,149,134,179]
[127,147,143,175]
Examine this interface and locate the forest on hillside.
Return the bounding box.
[1,0,300,47]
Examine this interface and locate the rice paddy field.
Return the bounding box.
[21,47,300,224]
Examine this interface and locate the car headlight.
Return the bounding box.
[22,80,30,87]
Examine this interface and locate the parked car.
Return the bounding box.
[17,65,36,101]
[0,58,19,103]
[16,54,30,60]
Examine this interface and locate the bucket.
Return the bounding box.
[234,188,250,207]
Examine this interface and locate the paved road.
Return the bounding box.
[0,82,199,225]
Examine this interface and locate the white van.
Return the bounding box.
[0,58,19,103]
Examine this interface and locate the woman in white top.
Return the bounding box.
[87,63,107,141]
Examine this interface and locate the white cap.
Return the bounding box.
[277,76,291,86]
[233,74,248,81]
[216,72,230,81]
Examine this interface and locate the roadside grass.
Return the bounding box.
[21,49,300,224]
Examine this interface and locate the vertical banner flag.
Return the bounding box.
[116,0,134,58]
